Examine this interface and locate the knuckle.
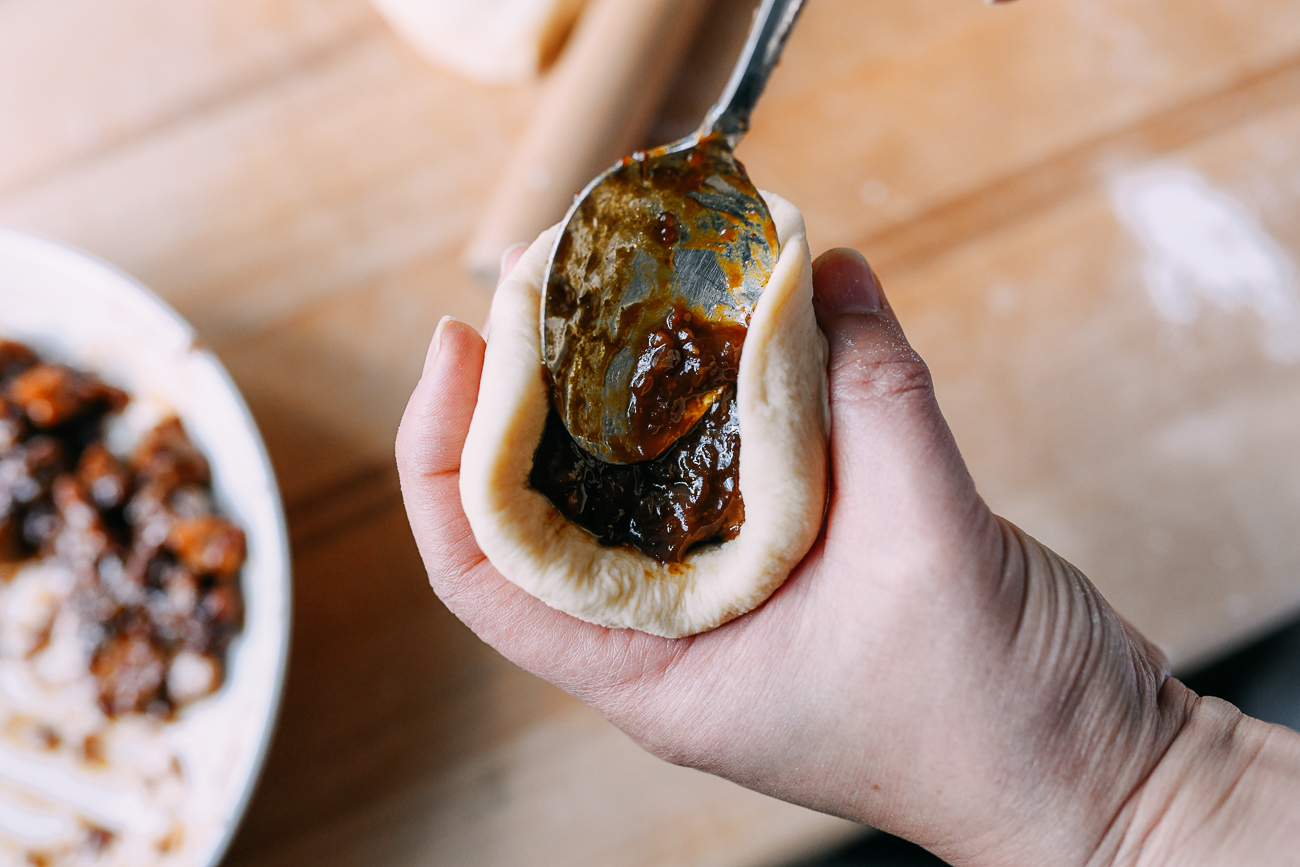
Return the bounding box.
[395,398,433,472]
[626,723,701,769]
[831,350,934,407]
[394,417,416,467]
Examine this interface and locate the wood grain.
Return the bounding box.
[3,0,1300,863]
[463,0,713,277]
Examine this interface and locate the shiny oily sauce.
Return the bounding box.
[542,134,775,465]
[531,308,746,563]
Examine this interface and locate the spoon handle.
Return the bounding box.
[701,0,807,147]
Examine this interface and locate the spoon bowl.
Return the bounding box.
[541,0,806,465]
[542,134,777,464]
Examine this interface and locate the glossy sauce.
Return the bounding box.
[625,305,745,464]
[542,134,776,464]
[534,135,775,562]
[530,384,744,564]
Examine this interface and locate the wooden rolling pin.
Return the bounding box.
[463,0,714,283]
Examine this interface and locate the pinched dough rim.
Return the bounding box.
[459,193,828,637]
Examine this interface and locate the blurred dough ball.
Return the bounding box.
[372,0,591,84]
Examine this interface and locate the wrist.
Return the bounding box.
[930,523,1196,867]
[847,523,1201,867]
[1099,693,1300,866]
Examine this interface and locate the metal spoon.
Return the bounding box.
[541,0,806,465]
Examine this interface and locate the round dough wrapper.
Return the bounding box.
[459,192,828,637]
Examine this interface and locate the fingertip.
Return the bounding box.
[435,317,486,372]
[812,248,883,321]
[415,316,486,395]
[423,315,454,375]
[397,316,487,477]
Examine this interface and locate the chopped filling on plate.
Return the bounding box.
[0,340,245,719]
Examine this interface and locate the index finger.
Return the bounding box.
[395,307,678,700]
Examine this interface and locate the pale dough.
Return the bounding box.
[459,192,828,637]
[371,0,588,84]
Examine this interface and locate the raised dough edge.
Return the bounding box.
[459,192,828,637]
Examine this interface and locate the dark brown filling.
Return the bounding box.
[529,384,744,565]
[625,306,745,462]
[533,133,776,562]
[531,300,748,563]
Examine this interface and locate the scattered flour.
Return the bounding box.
[1110,167,1300,362]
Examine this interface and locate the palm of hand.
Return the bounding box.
[396,249,1182,867]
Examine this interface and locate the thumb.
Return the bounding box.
[811,248,933,432]
[810,249,980,531]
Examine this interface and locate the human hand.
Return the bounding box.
[396,246,1275,866]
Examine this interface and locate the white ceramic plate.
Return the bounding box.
[0,227,291,866]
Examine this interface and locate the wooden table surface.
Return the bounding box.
[5,0,1300,864]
